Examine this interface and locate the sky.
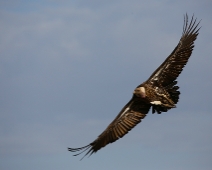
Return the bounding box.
[0,0,212,170]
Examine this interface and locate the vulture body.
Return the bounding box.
[68,14,201,160]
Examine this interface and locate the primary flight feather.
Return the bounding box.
[68,14,201,160]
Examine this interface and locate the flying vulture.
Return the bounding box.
[68,14,201,160]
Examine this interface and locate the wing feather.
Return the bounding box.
[68,97,150,160]
[68,14,201,160]
[146,14,200,86]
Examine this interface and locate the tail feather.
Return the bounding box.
[166,81,180,104]
[152,81,180,114]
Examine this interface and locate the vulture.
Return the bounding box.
[68,14,201,160]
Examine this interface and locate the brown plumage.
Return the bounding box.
[68,14,201,160]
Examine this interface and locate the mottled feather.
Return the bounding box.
[68,14,200,160]
[147,14,200,87]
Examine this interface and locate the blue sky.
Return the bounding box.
[1,0,212,170]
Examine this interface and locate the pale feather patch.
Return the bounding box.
[150,101,162,105]
[119,107,130,118]
[118,101,133,119]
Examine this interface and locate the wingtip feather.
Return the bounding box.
[68,144,94,160]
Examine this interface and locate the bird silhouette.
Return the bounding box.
[68,14,201,160]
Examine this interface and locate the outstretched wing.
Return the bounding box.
[68,97,151,160]
[146,14,201,87]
